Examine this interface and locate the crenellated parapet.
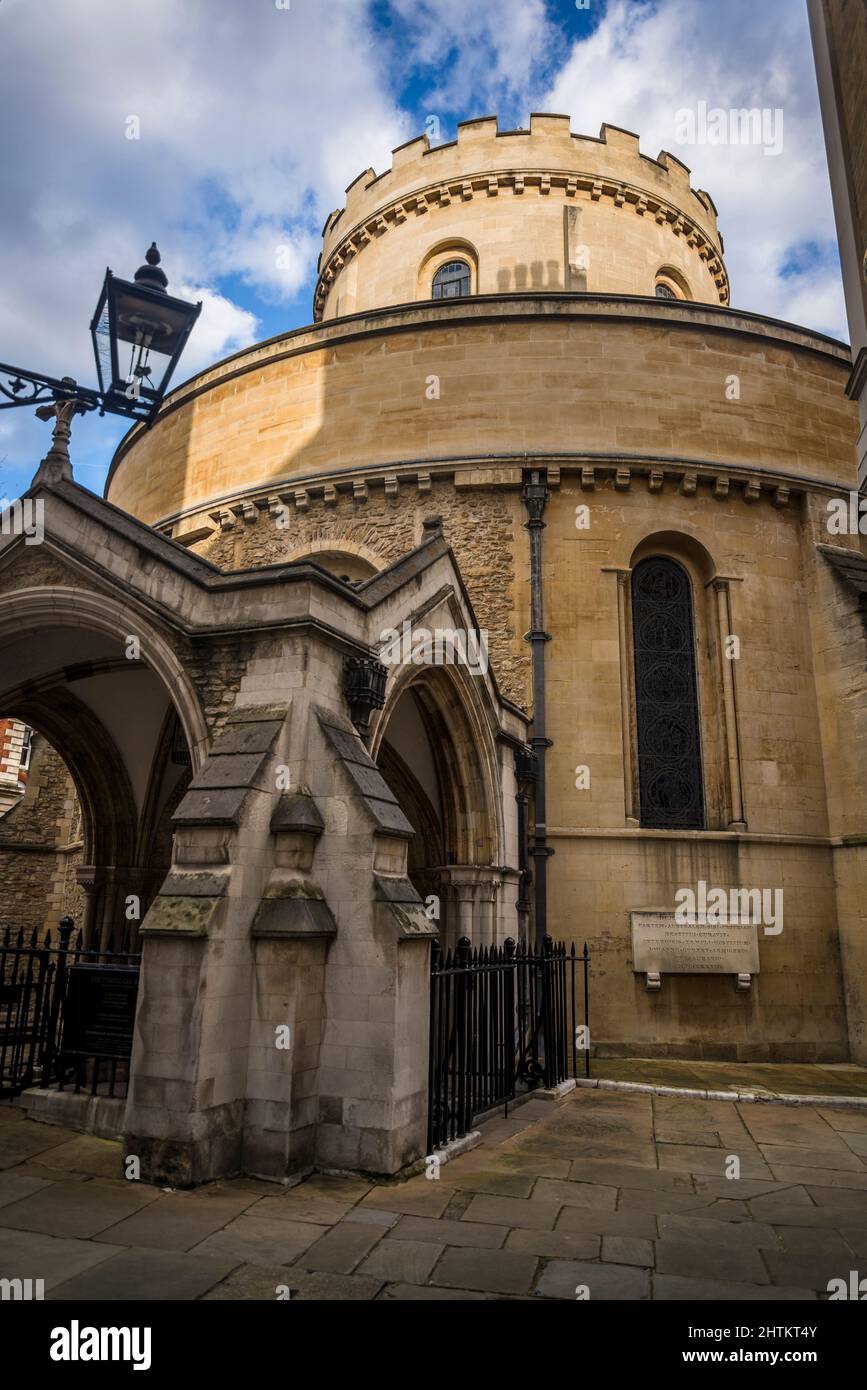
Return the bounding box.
[315,116,729,319]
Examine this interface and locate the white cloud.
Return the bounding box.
[542,0,847,338]
[172,286,260,379]
[0,0,408,493]
[387,0,556,121]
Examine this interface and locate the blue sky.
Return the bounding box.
[0,0,846,501]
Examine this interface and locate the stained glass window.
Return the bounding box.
[631,557,704,828]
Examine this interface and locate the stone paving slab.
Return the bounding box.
[0,1177,159,1239]
[0,1172,53,1209]
[430,1246,538,1296]
[358,1182,454,1219]
[386,1214,507,1248]
[0,1119,76,1169]
[601,1235,654,1267]
[299,1222,383,1274]
[772,1165,867,1191]
[0,1226,123,1290]
[298,1174,373,1202]
[655,1240,770,1285]
[838,1227,867,1255]
[762,1250,860,1291]
[204,1263,384,1300]
[92,1190,261,1252]
[531,1177,618,1210]
[462,1193,562,1230]
[192,1214,323,1265]
[657,1212,777,1249]
[774,1226,851,1256]
[338,1206,399,1228]
[537,1258,649,1300]
[739,1106,855,1149]
[246,1193,355,1226]
[357,1237,442,1283]
[567,1158,694,1192]
[555,1205,658,1240]
[440,1169,536,1198]
[817,1108,867,1133]
[504,1227,601,1261]
[656,1143,772,1180]
[652,1274,816,1301]
[758,1141,867,1171]
[25,1134,125,1179]
[377,1282,490,1300]
[3,1085,867,1301]
[48,1247,240,1300]
[614,1187,721,1216]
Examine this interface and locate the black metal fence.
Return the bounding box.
[0,917,140,1100]
[427,934,590,1151]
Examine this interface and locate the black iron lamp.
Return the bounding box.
[1,243,201,426]
[344,656,388,735]
[90,244,201,419]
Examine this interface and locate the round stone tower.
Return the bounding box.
[104,117,864,1063]
[315,114,729,318]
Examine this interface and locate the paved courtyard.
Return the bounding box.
[1,1086,867,1300]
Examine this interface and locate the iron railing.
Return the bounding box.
[0,917,140,1100]
[428,934,590,1152]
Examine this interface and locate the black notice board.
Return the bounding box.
[62,965,139,1060]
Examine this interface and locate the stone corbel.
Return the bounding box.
[736,973,752,992]
[646,972,661,992]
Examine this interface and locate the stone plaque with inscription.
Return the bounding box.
[630,910,760,976]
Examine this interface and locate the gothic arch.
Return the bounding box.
[370,657,502,867]
[0,587,208,768]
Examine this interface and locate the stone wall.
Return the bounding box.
[106,302,855,527]
[194,477,528,708]
[0,734,84,936]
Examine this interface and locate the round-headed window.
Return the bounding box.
[432,260,472,299]
[654,267,691,301]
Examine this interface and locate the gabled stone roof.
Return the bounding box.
[819,544,867,604]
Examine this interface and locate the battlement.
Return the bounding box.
[321,115,721,261]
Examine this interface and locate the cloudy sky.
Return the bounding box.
[0,0,847,500]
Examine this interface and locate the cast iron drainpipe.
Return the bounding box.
[522,469,554,946]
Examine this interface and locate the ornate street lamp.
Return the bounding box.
[0,244,201,428]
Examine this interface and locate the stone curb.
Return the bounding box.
[535,1079,577,1101]
[573,1077,867,1109]
[431,1129,483,1166]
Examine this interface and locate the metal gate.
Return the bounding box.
[0,917,140,1100]
[427,935,590,1151]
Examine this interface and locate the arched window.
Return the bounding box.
[654,267,691,300]
[631,557,704,829]
[432,260,471,299]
